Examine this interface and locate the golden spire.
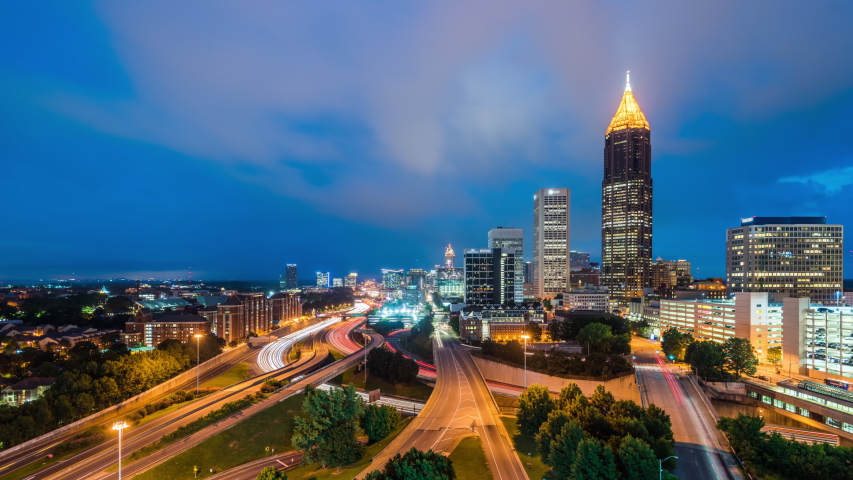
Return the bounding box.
[605,70,649,135]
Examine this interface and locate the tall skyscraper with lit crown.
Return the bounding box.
[602,72,653,302]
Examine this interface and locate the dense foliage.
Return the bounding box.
[371,321,405,335]
[292,384,366,469]
[364,447,456,480]
[660,327,694,361]
[125,389,214,424]
[3,294,134,330]
[256,466,288,480]
[548,313,629,342]
[518,383,676,480]
[0,335,223,448]
[366,348,419,385]
[301,289,354,314]
[362,403,402,442]
[481,340,633,378]
[683,335,760,381]
[718,413,853,480]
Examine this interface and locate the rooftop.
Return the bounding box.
[605,71,650,135]
[740,216,827,226]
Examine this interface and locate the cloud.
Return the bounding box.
[778,165,853,195]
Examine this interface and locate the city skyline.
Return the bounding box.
[3,3,853,281]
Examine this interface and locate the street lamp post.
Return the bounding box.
[113,421,129,480]
[362,333,369,382]
[194,334,203,394]
[659,455,678,480]
[520,335,530,389]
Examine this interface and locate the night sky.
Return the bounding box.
[2,2,852,281]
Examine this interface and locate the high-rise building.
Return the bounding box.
[436,266,464,299]
[570,251,591,269]
[651,258,693,293]
[602,72,653,302]
[381,269,403,289]
[445,244,456,268]
[332,278,343,288]
[285,264,298,289]
[406,269,427,289]
[726,216,844,305]
[464,248,517,305]
[523,262,534,284]
[533,188,570,298]
[345,273,358,288]
[316,272,330,288]
[488,227,525,303]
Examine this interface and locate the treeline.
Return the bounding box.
[661,328,759,380]
[519,383,677,480]
[370,321,405,335]
[0,335,224,448]
[718,414,853,480]
[5,294,135,329]
[481,340,633,378]
[366,348,419,385]
[302,289,354,313]
[292,385,402,470]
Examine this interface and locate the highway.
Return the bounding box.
[359,330,528,480]
[632,338,742,480]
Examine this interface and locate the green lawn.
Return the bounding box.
[0,446,89,480]
[200,362,249,388]
[405,333,433,362]
[449,436,494,480]
[499,415,553,480]
[135,398,198,427]
[280,417,412,480]
[329,348,345,361]
[134,394,305,480]
[332,365,433,401]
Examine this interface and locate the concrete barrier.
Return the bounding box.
[0,345,250,461]
[471,355,640,403]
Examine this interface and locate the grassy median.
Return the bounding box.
[133,394,304,480]
[449,436,494,480]
[200,362,249,388]
[331,365,433,401]
[500,415,553,480]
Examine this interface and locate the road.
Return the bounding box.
[632,338,742,480]
[359,331,528,480]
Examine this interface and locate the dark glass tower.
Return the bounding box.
[602,72,652,302]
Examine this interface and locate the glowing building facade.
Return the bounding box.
[602,72,653,302]
[533,188,571,298]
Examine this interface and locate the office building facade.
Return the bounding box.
[285,264,298,289]
[345,273,358,288]
[726,216,844,305]
[459,303,545,342]
[602,72,653,302]
[316,272,331,288]
[533,188,571,298]
[464,248,517,305]
[570,251,591,269]
[488,227,525,303]
[437,267,464,299]
[651,258,693,293]
[381,269,403,290]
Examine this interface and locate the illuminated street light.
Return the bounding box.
[520,335,530,388]
[194,334,203,394]
[113,421,129,480]
[659,456,678,480]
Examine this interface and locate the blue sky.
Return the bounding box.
[2,1,852,281]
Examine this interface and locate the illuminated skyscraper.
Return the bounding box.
[285,264,298,289]
[316,272,331,288]
[602,72,653,302]
[444,244,456,268]
[533,188,570,298]
[488,227,524,303]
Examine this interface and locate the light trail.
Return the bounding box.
[256,317,341,372]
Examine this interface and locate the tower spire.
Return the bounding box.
[626,70,631,92]
[605,71,649,135]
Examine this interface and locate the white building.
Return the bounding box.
[316,272,330,288]
[344,273,358,288]
[562,288,610,312]
[787,305,853,381]
[533,188,571,299]
[659,292,794,363]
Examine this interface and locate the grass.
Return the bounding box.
[279,417,412,480]
[499,415,553,480]
[136,398,197,427]
[332,365,433,401]
[290,339,307,363]
[449,436,494,480]
[133,394,305,480]
[200,362,249,388]
[329,348,345,361]
[405,332,433,362]
[493,394,520,409]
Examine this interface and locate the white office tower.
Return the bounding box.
[533,188,571,298]
[488,227,525,303]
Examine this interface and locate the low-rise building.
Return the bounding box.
[562,287,610,312]
[126,314,210,347]
[1,377,55,406]
[789,304,853,381]
[459,303,545,342]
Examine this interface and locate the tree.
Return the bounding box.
[549,419,586,478]
[571,438,618,480]
[767,346,782,367]
[536,409,571,460]
[362,404,401,442]
[105,296,134,312]
[524,322,543,342]
[722,337,758,379]
[617,435,658,480]
[685,341,726,380]
[291,384,365,469]
[365,447,455,480]
[660,328,693,361]
[448,315,460,336]
[576,323,612,353]
[256,466,288,480]
[556,383,584,410]
[590,385,615,416]
[517,384,554,435]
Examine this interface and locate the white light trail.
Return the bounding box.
[257,317,342,372]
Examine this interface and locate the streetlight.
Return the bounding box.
[659,455,678,480]
[520,334,530,388]
[362,332,370,383]
[194,334,203,394]
[113,421,129,480]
